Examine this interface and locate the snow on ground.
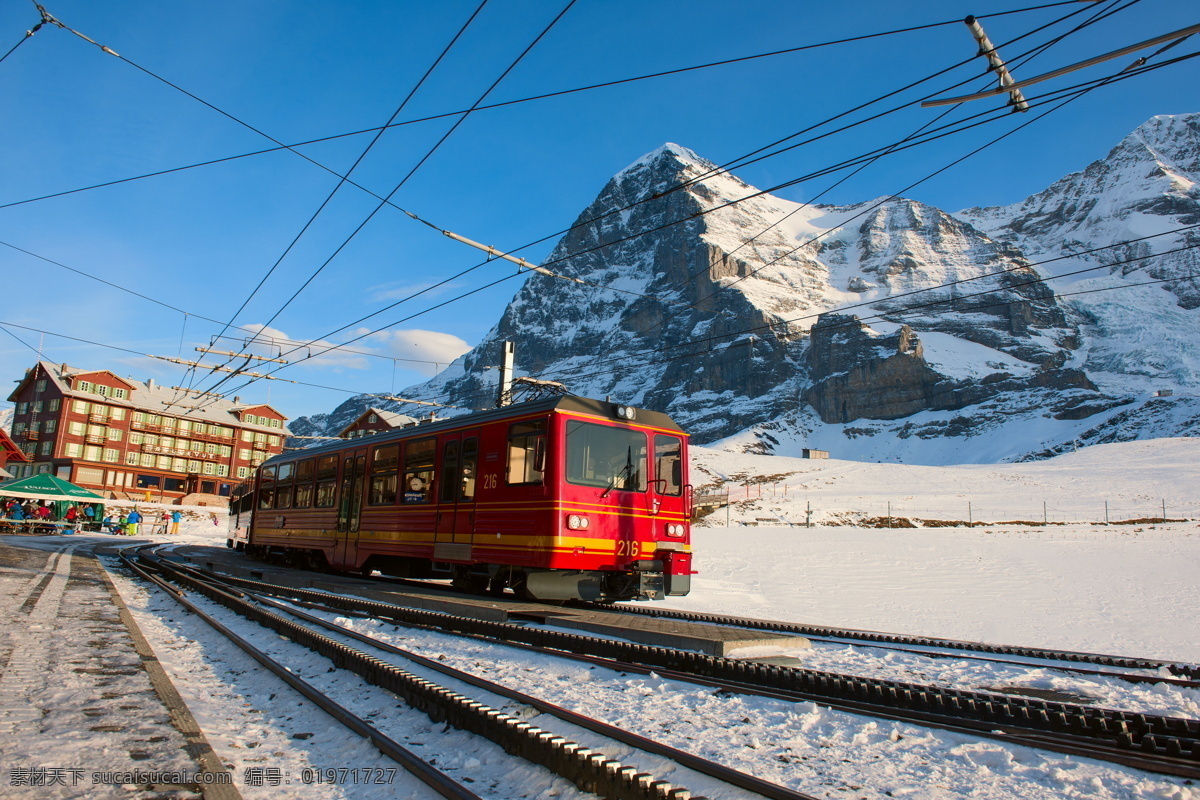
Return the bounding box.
[692,437,1200,524]
[5,437,1198,799]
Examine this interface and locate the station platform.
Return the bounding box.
[0,537,238,800]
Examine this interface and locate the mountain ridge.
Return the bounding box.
[290,113,1200,464]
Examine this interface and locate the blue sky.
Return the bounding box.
[1,0,1196,420]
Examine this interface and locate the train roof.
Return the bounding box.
[266,396,686,466]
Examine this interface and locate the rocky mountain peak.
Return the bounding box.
[292,116,1200,463]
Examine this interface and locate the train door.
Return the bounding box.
[335,449,367,568]
[435,431,479,559]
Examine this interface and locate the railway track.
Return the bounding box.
[124,546,823,800]
[586,602,1200,688]
[146,551,1200,782]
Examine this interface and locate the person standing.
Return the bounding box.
[126,508,142,537]
[170,510,182,535]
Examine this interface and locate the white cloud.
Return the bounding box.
[234,324,370,370]
[371,328,473,375]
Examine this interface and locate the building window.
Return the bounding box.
[13,422,25,434]
[96,384,110,397]
[107,428,122,442]
[113,387,127,400]
[84,445,102,461]
[40,440,53,456]
[77,380,92,393]
[69,421,85,436]
[16,402,27,415]
[32,401,42,414]
[268,435,280,448]
[36,379,46,393]
[237,466,249,479]
[73,400,89,414]
[103,449,119,462]
[44,420,56,433]
[125,452,138,465]
[49,399,60,412]
[241,430,253,443]
[216,464,229,477]
[110,407,125,420]
[141,454,154,467]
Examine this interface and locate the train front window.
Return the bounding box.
[565,421,647,493]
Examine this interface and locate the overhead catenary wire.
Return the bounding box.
[200,55,1189,411]
[4,1,1121,392]
[670,1,1159,321]
[184,0,580,407]
[16,0,1180,412]
[178,0,493,404]
[186,2,1148,403]
[0,318,465,412]
[0,2,1085,213]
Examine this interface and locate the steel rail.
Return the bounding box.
[117,550,484,800]
[165,558,1200,779]
[238,586,820,800]
[583,602,1200,682]
[132,550,704,800]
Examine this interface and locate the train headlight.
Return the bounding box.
[614,405,636,420]
[567,514,591,530]
[665,523,685,537]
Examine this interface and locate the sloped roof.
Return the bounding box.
[15,361,290,434]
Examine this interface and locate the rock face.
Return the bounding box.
[293,115,1200,464]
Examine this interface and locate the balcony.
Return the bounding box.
[84,434,106,445]
[141,442,220,462]
[22,430,40,441]
[88,413,109,424]
[190,429,236,444]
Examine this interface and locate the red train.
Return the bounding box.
[228,396,693,602]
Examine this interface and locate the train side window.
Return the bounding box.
[460,437,478,501]
[294,459,314,508]
[314,455,338,508]
[653,435,683,496]
[507,419,546,485]
[402,438,435,504]
[440,440,460,503]
[369,444,399,505]
[258,465,277,509]
[274,462,294,509]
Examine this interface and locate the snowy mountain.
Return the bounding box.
[294,115,1200,464]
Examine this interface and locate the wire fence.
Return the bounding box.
[693,484,1200,528]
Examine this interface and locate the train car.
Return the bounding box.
[232,396,693,602]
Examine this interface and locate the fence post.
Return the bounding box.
[968,501,972,527]
[1043,501,1047,525]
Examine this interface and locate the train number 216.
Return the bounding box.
[616,541,641,558]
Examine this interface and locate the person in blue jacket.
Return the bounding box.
[125,508,142,536]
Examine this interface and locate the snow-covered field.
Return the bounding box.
[7,437,1197,799]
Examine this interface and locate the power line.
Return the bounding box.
[243,217,1200,415]
[180,1,1127,402]
[0,4,1077,212]
[0,317,467,411]
[197,51,1188,409]
[185,0,492,402]
[187,0,581,406]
